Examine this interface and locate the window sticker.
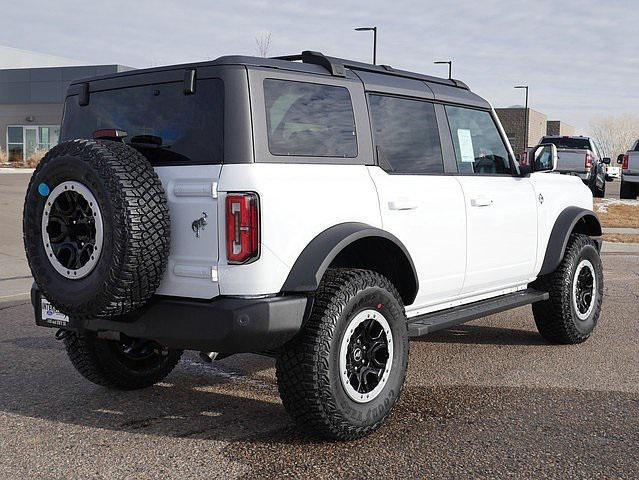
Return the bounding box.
[457,129,475,163]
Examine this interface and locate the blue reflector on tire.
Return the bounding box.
[38,183,50,197]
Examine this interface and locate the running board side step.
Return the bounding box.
[407,288,549,338]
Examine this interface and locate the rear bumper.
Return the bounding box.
[32,285,308,353]
[622,173,639,183]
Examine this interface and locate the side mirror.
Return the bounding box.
[531,143,557,172]
[603,157,611,165]
[617,154,625,165]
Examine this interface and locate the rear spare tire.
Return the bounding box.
[23,139,170,318]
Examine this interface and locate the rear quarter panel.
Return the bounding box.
[216,164,381,295]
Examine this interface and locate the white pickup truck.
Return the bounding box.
[620,140,639,199]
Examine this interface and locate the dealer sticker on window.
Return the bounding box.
[41,297,69,326]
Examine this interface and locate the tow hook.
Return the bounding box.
[198,351,232,363]
[55,329,69,340]
[199,351,220,363]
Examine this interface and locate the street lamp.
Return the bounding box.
[355,26,377,65]
[434,60,452,79]
[515,85,529,157]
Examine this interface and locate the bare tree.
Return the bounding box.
[589,113,639,159]
[255,32,272,58]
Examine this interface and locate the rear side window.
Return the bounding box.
[368,95,443,174]
[446,106,512,175]
[61,78,224,165]
[263,79,357,158]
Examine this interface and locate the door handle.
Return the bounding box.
[388,200,418,211]
[470,197,493,207]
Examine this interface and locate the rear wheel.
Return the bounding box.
[532,234,603,344]
[594,180,606,198]
[620,179,637,199]
[63,331,182,390]
[276,269,409,440]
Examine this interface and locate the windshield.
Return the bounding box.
[61,78,224,165]
[541,137,590,150]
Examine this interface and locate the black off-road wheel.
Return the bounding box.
[276,269,409,441]
[23,139,170,319]
[63,331,182,390]
[532,234,603,344]
[594,181,606,198]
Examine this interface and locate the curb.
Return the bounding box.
[603,227,639,235]
[0,168,35,174]
[601,242,639,254]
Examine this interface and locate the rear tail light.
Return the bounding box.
[225,193,259,264]
[585,153,593,169]
[622,154,629,169]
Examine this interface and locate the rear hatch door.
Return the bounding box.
[60,77,225,299]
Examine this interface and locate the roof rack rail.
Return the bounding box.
[272,50,469,90]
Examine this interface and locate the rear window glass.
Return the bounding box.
[60,78,224,165]
[541,137,590,150]
[264,79,357,158]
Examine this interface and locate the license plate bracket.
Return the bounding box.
[38,295,70,328]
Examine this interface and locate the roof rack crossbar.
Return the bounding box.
[273,51,345,77]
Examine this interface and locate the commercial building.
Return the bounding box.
[495,107,548,156]
[0,46,130,165]
[546,120,575,137]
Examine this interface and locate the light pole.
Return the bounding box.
[355,26,377,65]
[434,60,452,79]
[515,85,529,157]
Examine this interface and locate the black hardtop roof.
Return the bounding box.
[542,135,590,139]
[67,51,489,108]
[69,51,466,89]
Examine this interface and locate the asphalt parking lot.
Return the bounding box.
[1,171,638,479]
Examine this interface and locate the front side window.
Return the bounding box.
[368,95,443,174]
[264,79,357,158]
[446,106,512,175]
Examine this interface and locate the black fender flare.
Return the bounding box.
[538,207,602,276]
[281,222,419,303]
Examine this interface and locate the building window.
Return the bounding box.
[7,126,24,163]
[6,125,60,164]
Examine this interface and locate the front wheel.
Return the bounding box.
[276,269,409,440]
[532,234,603,344]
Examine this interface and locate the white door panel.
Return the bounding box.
[368,167,466,309]
[154,165,221,299]
[457,176,537,293]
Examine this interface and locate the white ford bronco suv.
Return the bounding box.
[24,51,604,440]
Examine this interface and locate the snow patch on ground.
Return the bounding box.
[595,198,639,214]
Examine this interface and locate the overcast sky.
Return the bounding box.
[2,0,636,132]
